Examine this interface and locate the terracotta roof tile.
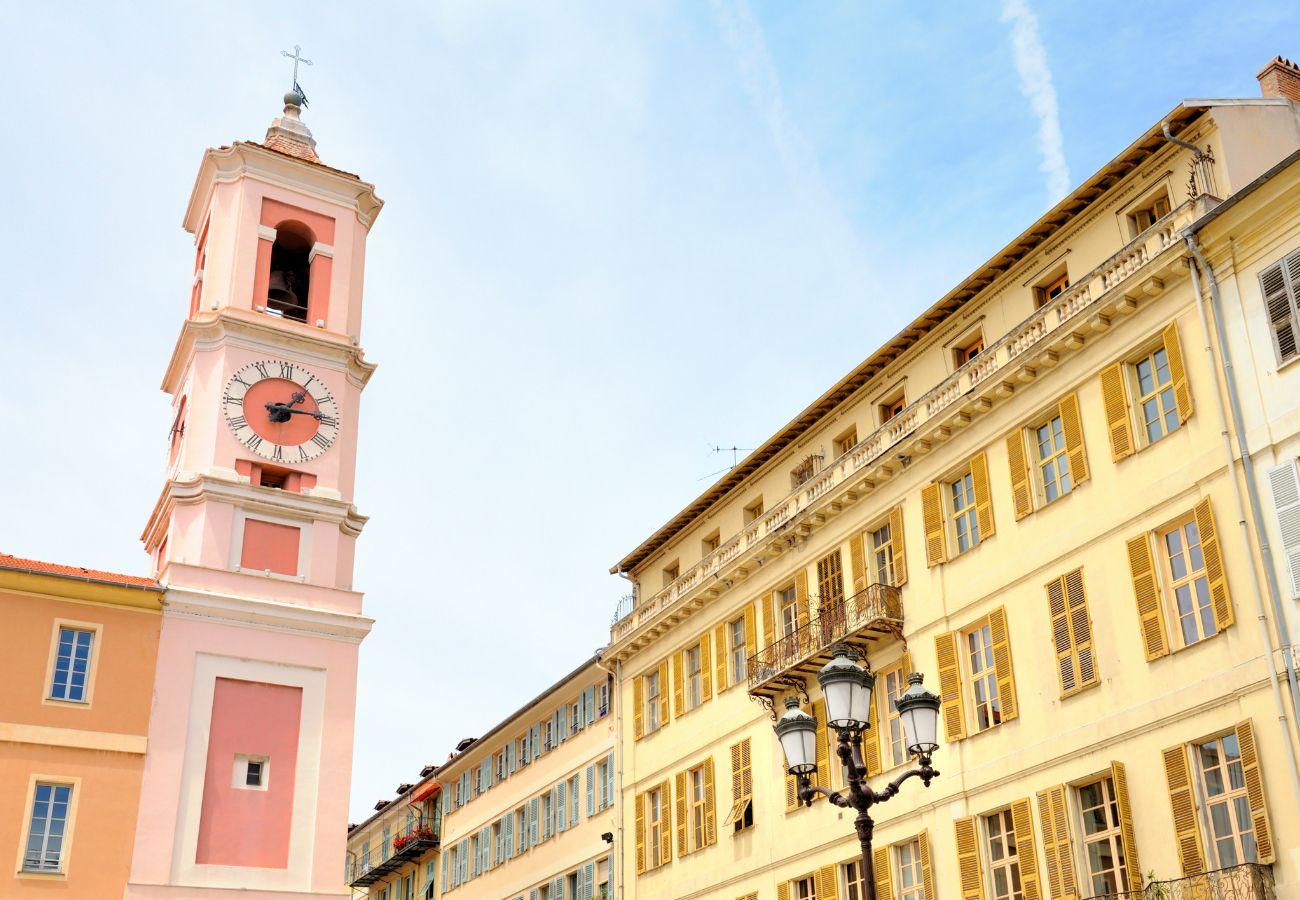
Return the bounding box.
[0,553,159,589]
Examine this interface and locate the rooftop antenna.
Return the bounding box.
[698,444,756,481]
[281,44,313,107]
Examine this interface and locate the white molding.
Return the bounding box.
[162,586,373,643]
[0,723,146,754]
[257,225,278,242]
[308,242,334,264]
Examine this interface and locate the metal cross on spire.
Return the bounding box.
[280,44,313,104]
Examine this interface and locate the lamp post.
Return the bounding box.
[774,645,941,900]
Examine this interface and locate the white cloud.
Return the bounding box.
[1001,0,1071,202]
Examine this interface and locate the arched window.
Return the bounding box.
[265,221,314,322]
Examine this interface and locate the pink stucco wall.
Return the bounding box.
[195,679,302,868]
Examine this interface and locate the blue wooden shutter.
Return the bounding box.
[586,764,596,817]
[558,780,568,832]
[584,862,595,899]
[554,876,565,900]
[604,754,614,809]
[529,797,539,845]
[440,849,448,892]
[585,686,596,725]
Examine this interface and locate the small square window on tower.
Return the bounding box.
[233,754,270,791]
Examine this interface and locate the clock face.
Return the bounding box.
[221,360,341,464]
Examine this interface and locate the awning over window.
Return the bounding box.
[411,781,440,804]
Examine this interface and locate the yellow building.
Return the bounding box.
[347,655,616,899]
[604,61,1300,900]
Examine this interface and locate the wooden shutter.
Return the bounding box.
[1058,392,1090,485]
[861,682,882,777]
[1235,719,1275,863]
[777,882,791,900]
[1099,363,1135,461]
[1194,497,1234,631]
[1110,762,1142,883]
[714,622,728,692]
[1126,533,1170,660]
[1046,576,1077,696]
[1266,462,1300,596]
[817,864,840,900]
[785,769,800,813]
[658,658,670,726]
[971,450,996,540]
[795,568,810,630]
[633,674,644,740]
[659,779,673,864]
[1260,251,1300,363]
[731,738,753,801]
[1163,321,1193,424]
[850,531,868,593]
[1010,798,1041,900]
[1047,568,1097,698]
[700,634,713,703]
[873,846,895,900]
[634,791,646,874]
[922,482,947,566]
[890,504,908,586]
[919,829,936,900]
[704,757,717,846]
[762,593,775,650]
[673,650,685,719]
[1006,430,1034,521]
[989,606,1018,722]
[1064,569,1097,690]
[1162,743,1206,875]
[675,770,688,856]
[744,603,757,668]
[1036,786,1078,900]
[812,698,831,794]
[954,816,985,900]
[934,631,966,741]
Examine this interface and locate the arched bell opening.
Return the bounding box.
[266,221,315,322]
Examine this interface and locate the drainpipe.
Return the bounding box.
[1183,244,1300,805]
[1163,121,1214,199]
[595,653,623,900]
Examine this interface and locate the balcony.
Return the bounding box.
[1082,864,1275,900]
[747,584,903,703]
[610,197,1206,652]
[348,818,440,887]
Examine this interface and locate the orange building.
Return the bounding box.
[0,554,163,898]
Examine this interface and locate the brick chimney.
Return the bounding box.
[1257,55,1300,101]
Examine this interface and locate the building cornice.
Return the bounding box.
[162,583,373,643]
[0,568,163,611]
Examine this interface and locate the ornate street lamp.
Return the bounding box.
[774,645,941,900]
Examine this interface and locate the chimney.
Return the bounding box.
[1257,55,1300,101]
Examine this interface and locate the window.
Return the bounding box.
[567,872,580,899]
[647,788,665,867]
[880,392,906,424]
[897,839,926,900]
[597,682,610,717]
[1259,247,1300,364]
[1034,414,1072,503]
[1101,324,1191,460]
[541,793,553,841]
[725,738,754,833]
[233,754,269,791]
[516,807,527,854]
[571,701,581,735]
[662,562,679,588]
[834,426,859,458]
[24,783,72,872]
[1036,270,1070,308]
[689,765,707,851]
[985,809,1025,900]
[265,226,313,322]
[729,616,747,685]
[955,334,984,367]
[519,732,531,765]
[539,884,550,900]
[702,530,721,555]
[743,498,764,524]
[843,860,868,900]
[816,550,845,609]
[497,750,507,782]
[793,875,817,899]
[1077,777,1131,895]
[871,522,896,587]
[246,760,264,787]
[879,664,908,768]
[966,622,1002,732]
[1195,734,1257,866]
[543,718,555,751]
[1134,345,1180,445]
[1161,516,1217,647]
[48,626,94,702]
[685,646,703,709]
[645,671,661,732]
[1128,190,1171,237]
[778,584,799,637]
[949,469,980,554]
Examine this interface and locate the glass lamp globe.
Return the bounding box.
[817,645,875,731]
[894,672,941,755]
[773,697,818,775]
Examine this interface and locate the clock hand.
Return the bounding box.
[264,392,311,423]
[279,408,324,420]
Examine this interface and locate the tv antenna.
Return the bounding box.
[698,444,756,481]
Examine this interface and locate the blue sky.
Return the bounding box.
[0,1,1295,821]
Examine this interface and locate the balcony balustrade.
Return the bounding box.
[610,199,1204,649]
[1082,863,1274,900]
[348,816,440,887]
[746,583,903,702]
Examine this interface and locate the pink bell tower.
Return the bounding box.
[125,85,381,899]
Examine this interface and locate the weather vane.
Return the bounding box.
[280,44,313,107]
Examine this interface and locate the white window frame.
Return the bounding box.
[44,620,102,708]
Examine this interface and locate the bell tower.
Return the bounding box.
[126,85,381,899]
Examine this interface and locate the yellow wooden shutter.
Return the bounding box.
[739,738,752,799]
[1046,576,1077,697]
[1163,321,1193,423]
[1064,568,1097,689]
[955,816,986,900]
[890,504,908,586]
[812,698,831,795]
[633,674,644,740]
[777,882,791,900]
[850,531,868,594]
[700,634,713,703]
[730,741,744,801]
[1162,744,1206,875]
[818,864,840,900]
[989,606,1018,722]
[919,829,936,900]
[714,623,727,693]
[1110,762,1142,883]
[672,650,685,719]
[675,770,688,856]
[1058,392,1090,485]
[1006,430,1034,521]
[704,757,717,847]
[1099,363,1135,461]
[1194,497,1235,631]
[1010,798,1042,900]
[1048,569,1098,698]
[1126,533,1170,660]
[934,632,966,742]
[971,450,996,540]
[795,568,810,630]
[873,845,895,900]
[659,779,673,864]
[762,593,775,650]
[785,770,799,813]
[634,791,646,874]
[922,483,947,566]
[862,682,881,777]
[658,659,670,726]
[744,603,757,675]
[1235,719,1275,863]
[1036,786,1078,900]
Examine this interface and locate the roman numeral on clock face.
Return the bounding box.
[253,362,271,379]
[312,433,332,450]
[272,444,284,462]
[227,416,247,430]
[279,361,294,379]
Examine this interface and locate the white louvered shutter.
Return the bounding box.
[1268,461,1300,597]
[1260,249,1300,365]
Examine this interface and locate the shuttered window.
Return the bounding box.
[1045,568,1098,697]
[1266,460,1300,597]
[867,506,907,587]
[1076,775,1133,895]
[724,738,754,832]
[926,451,995,561]
[817,548,846,610]
[1100,323,1193,460]
[637,782,671,872]
[1259,247,1300,364]
[984,802,1041,900]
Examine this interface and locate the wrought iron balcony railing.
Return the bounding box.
[348,817,440,887]
[746,583,903,701]
[1082,863,1274,900]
